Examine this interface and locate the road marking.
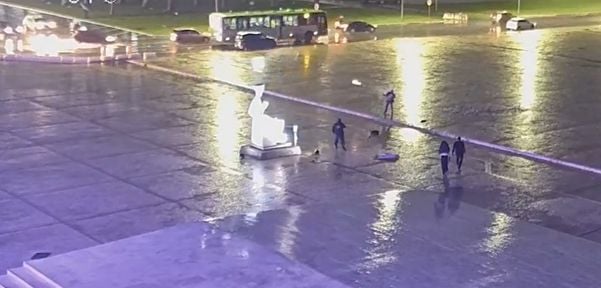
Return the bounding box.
[128,60,601,177]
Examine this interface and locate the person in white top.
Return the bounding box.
[438,140,450,176]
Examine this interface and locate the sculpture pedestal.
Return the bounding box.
[240,145,302,160]
[241,125,301,160]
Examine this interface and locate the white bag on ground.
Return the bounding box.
[375,152,399,162]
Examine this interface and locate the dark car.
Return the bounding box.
[73,27,117,44]
[0,21,12,40]
[234,32,277,51]
[345,21,377,33]
[169,28,210,43]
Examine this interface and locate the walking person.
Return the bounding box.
[439,140,450,176]
[452,136,466,172]
[332,118,347,151]
[383,89,396,118]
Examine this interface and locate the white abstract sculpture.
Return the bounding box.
[247,84,288,149]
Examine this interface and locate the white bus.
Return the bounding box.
[209,9,328,45]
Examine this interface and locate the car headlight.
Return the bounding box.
[105,35,117,42]
[169,33,177,41]
[15,26,24,33]
[313,31,318,35]
[225,36,230,41]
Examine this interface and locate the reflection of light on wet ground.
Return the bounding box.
[249,164,289,213]
[303,53,311,74]
[481,213,515,255]
[395,39,426,143]
[508,30,547,155]
[210,86,244,167]
[362,190,403,270]
[277,205,303,259]
[251,56,265,72]
[511,30,543,110]
[208,52,244,83]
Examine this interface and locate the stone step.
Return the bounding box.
[7,267,54,288]
[23,223,351,288]
[0,275,21,288]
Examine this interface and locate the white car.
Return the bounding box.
[505,17,536,31]
[22,14,57,32]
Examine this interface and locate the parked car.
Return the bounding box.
[22,14,57,32]
[0,21,24,41]
[344,21,377,33]
[0,21,13,41]
[170,28,210,43]
[234,32,277,51]
[73,26,117,44]
[443,12,469,23]
[506,17,536,31]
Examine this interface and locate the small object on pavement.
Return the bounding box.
[375,152,400,162]
[351,79,362,86]
[369,130,379,138]
[420,119,427,123]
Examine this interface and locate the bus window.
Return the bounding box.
[298,15,308,26]
[236,17,249,30]
[250,16,270,28]
[223,17,236,30]
[283,15,298,26]
[270,16,281,28]
[263,16,271,28]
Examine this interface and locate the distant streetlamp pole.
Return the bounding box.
[399,0,404,20]
[215,0,219,12]
[517,0,521,15]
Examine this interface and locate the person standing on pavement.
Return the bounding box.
[332,118,347,151]
[383,89,396,119]
[439,140,450,176]
[452,136,466,172]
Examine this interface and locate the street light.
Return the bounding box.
[399,0,404,20]
[517,0,521,15]
[215,0,219,12]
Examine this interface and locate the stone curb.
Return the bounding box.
[128,59,601,177]
[1,53,141,64]
[0,0,154,36]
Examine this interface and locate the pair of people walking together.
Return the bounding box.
[439,137,466,175]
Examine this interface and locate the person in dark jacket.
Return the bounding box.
[332,118,347,151]
[439,140,450,175]
[383,89,396,118]
[452,136,466,172]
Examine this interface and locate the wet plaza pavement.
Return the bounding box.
[1,58,601,286]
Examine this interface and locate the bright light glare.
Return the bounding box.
[4,39,15,55]
[104,44,115,57]
[29,34,59,56]
[395,39,426,143]
[208,52,243,83]
[28,34,88,55]
[302,53,310,73]
[511,30,542,110]
[251,56,265,72]
[212,86,244,166]
[481,213,515,255]
[361,190,404,271]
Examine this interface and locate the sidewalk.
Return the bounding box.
[1,62,601,286]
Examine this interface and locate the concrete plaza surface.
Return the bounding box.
[0,62,601,286]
